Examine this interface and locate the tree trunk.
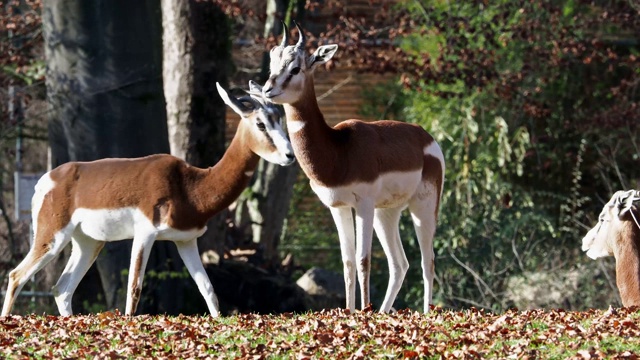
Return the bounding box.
[161,0,231,256]
[234,0,301,268]
[42,0,186,314]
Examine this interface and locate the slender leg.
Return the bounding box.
[329,206,356,311]
[125,232,156,315]
[354,200,375,310]
[174,238,220,317]
[52,231,105,316]
[409,192,439,313]
[2,225,73,316]
[373,207,408,313]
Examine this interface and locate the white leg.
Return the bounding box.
[125,232,156,315]
[53,231,105,316]
[2,226,73,316]
[409,194,438,313]
[373,207,408,313]
[329,206,356,311]
[354,200,375,310]
[174,238,220,317]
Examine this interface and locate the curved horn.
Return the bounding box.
[280,21,289,48]
[294,21,306,51]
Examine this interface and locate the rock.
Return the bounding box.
[296,267,347,311]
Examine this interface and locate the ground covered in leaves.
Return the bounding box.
[1,306,639,359]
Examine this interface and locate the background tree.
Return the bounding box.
[42,0,188,314]
[161,0,231,256]
[233,0,301,269]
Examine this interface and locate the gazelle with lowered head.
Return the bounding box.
[582,189,640,307]
[258,22,445,313]
[1,83,295,317]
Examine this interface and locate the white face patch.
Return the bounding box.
[582,197,619,259]
[251,109,295,166]
[264,46,308,104]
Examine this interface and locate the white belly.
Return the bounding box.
[70,207,206,242]
[311,170,422,209]
[72,207,140,241]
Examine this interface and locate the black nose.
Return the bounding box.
[264,85,273,94]
[286,153,295,160]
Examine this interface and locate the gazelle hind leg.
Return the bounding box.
[354,200,375,310]
[329,207,356,311]
[2,225,74,316]
[175,238,220,317]
[125,232,156,315]
[373,207,408,313]
[409,192,439,313]
[53,231,105,316]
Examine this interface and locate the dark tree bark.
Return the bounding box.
[42,0,186,314]
[234,0,300,268]
[161,0,231,257]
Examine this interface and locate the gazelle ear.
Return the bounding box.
[307,44,338,72]
[619,190,640,219]
[248,80,263,94]
[216,82,251,116]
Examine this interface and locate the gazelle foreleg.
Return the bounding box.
[329,207,357,311]
[174,238,220,317]
[52,231,105,316]
[373,207,408,313]
[355,200,375,310]
[125,232,156,315]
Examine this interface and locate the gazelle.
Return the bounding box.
[259,22,445,313]
[1,83,295,317]
[582,190,640,306]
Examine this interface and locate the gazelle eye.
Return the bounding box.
[256,122,266,132]
[291,67,301,75]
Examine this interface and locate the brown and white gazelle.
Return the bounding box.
[259,23,445,313]
[582,190,640,306]
[1,83,295,317]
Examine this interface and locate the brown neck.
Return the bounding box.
[193,124,260,218]
[614,222,640,307]
[283,76,339,185]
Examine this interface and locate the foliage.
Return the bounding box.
[354,0,639,312]
[282,172,343,276]
[0,0,47,287]
[2,307,640,358]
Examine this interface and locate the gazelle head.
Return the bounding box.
[582,190,640,259]
[262,22,338,104]
[216,82,295,166]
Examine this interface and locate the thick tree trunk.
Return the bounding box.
[161,0,231,256]
[42,0,185,314]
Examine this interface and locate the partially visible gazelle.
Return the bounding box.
[260,22,445,313]
[1,83,295,317]
[582,190,640,307]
